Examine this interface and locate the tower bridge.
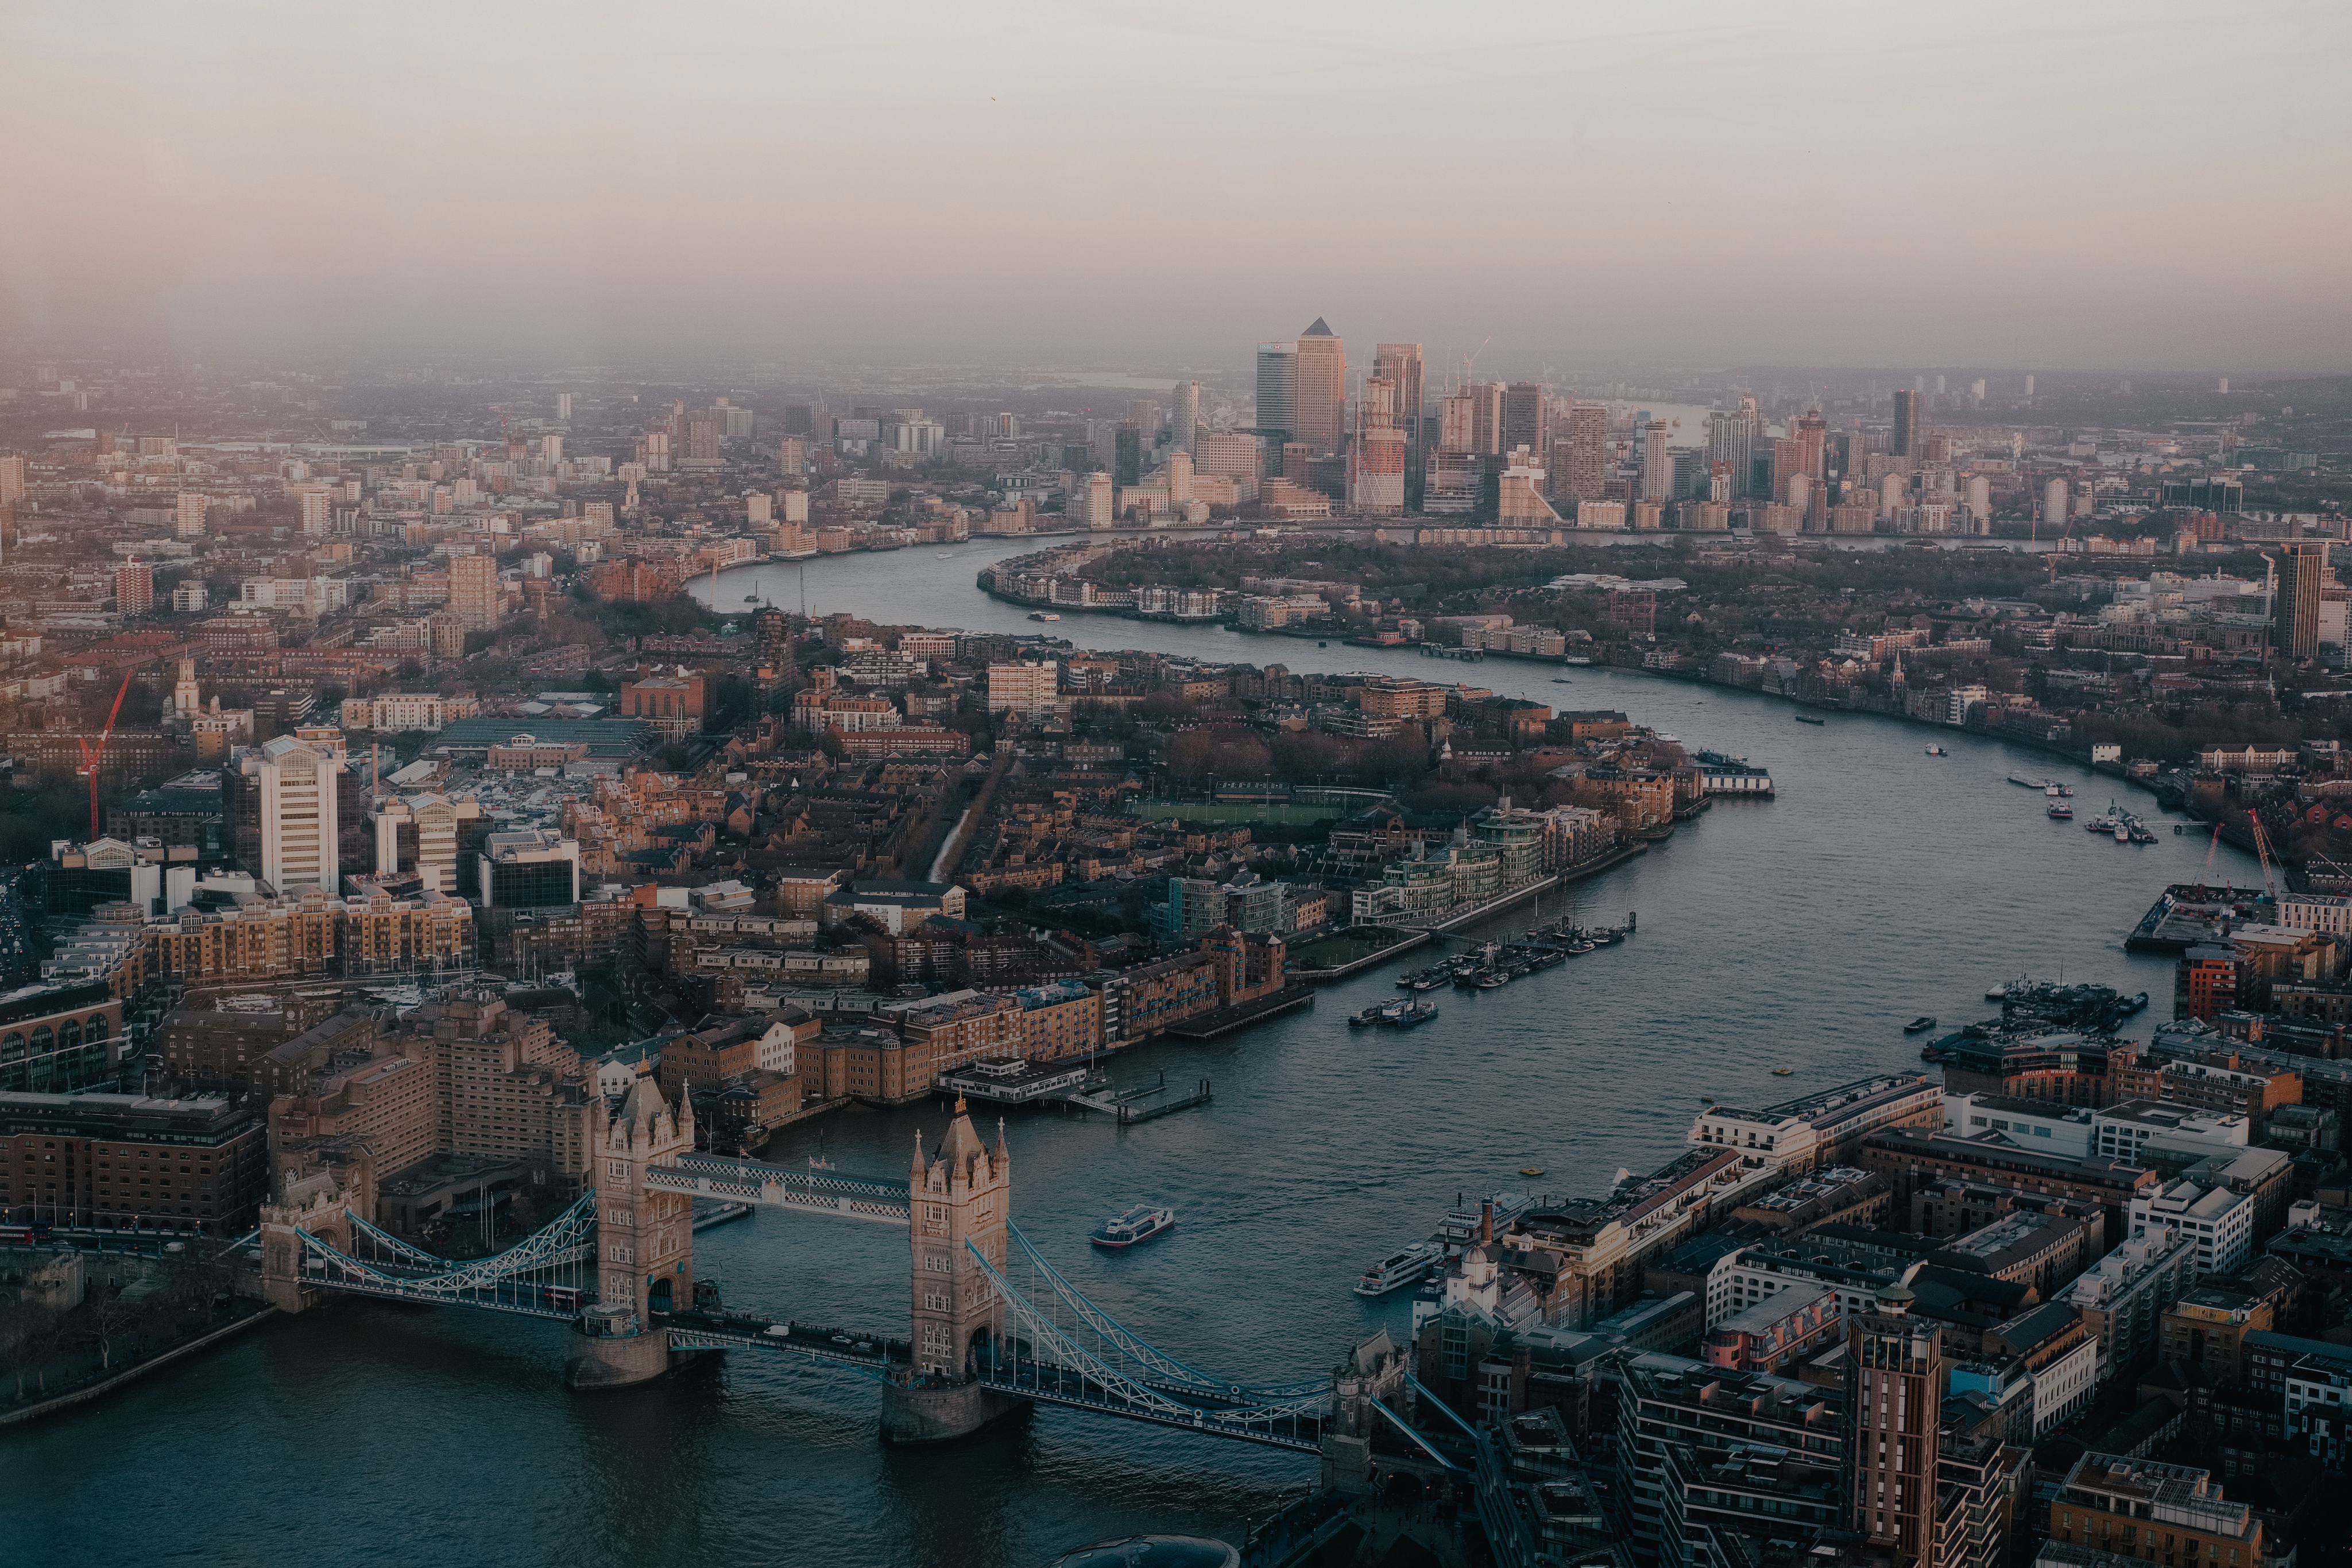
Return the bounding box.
[255,1077,1421,1472]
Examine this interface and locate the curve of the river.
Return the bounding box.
[5,545,2252,1568]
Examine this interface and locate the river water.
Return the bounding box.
[7,544,2250,1568]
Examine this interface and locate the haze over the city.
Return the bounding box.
[2,0,2346,373]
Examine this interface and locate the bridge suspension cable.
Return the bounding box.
[293,1189,600,1319]
[966,1234,1328,1451]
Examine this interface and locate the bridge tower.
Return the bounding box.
[880,1095,1019,1443]
[257,1148,374,1313]
[567,1077,695,1390]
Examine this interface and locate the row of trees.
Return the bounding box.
[0,1254,243,1402]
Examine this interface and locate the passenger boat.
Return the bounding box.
[1904,1015,1937,1033]
[1793,713,1827,726]
[1090,1205,1176,1249]
[2048,802,2074,820]
[1434,1191,1534,1249]
[1355,1241,1441,1296]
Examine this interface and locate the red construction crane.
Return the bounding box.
[75,669,136,840]
[2248,809,2281,903]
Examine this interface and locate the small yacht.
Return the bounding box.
[1355,1241,1441,1297]
[1090,1205,1176,1249]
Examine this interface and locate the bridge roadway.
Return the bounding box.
[299,1265,582,1322]
[658,1307,904,1376]
[642,1153,912,1225]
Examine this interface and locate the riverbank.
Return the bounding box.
[0,1303,277,1428]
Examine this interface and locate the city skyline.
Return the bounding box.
[2,2,2347,371]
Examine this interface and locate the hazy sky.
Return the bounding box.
[2,1,2347,374]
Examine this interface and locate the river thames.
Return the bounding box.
[7,544,2251,1568]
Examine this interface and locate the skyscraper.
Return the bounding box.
[1113,424,1142,487]
[1639,421,1673,501]
[2042,478,2068,533]
[1466,382,1506,455]
[1501,382,1548,460]
[1708,407,1756,500]
[1892,390,1923,458]
[1437,394,1475,455]
[114,559,153,614]
[249,734,343,893]
[450,552,500,630]
[1372,344,1423,456]
[556,392,572,421]
[1254,342,1296,470]
[1170,381,1200,455]
[1554,403,1608,504]
[1291,319,1345,457]
[2276,541,2331,662]
[1794,412,1828,483]
[1849,1284,1941,1563]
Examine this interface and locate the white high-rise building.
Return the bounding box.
[556,392,573,421]
[1171,381,1200,455]
[296,487,331,536]
[251,736,343,892]
[1070,471,1115,530]
[1639,421,1673,502]
[2044,478,2069,531]
[174,492,208,537]
[541,435,563,467]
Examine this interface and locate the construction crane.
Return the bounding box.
[2247,809,2281,903]
[75,669,136,840]
[2192,822,2225,899]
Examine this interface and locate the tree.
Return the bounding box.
[818,730,848,761]
[1167,729,1271,784]
[82,1278,142,1371]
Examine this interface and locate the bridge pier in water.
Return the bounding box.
[884,1094,1020,1444]
[568,1077,698,1389]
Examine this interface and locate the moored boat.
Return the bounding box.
[1090,1205,1176,1249]
[1355,1241,1442,1296]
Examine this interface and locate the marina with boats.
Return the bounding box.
[1388,911,1638,996]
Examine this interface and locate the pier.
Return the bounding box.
[1069,1071,1215,1124]
[935,1058,1111,1108]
